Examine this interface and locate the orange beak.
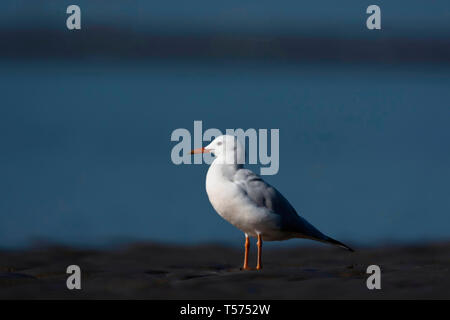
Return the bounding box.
[190,147,211,154]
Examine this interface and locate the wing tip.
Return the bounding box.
[326,237,355,252]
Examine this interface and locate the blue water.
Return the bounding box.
[1,60,449,248]
[2,1,449,37]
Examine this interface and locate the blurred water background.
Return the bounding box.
[0,1,449,248]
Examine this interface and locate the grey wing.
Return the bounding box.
[233,169,327,240]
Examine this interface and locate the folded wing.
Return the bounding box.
[233,169,328,241]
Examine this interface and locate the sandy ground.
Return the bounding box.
[0,242,449,299]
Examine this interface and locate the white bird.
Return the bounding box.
[191,135,353,270]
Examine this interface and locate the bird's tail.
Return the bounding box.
[322,236,354,252]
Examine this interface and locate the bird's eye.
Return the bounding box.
[217,141,222,146]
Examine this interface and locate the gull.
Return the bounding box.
[191,135,353,270]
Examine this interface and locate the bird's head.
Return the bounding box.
[190,135,245,164]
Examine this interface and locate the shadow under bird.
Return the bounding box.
[191,135,353,270]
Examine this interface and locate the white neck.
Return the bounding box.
[209,158,243,181]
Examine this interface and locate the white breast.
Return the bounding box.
[205,163,241,222]
[205,162,282,238]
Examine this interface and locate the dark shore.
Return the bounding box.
[1,242,449,299]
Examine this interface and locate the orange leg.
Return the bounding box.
[242,234,251,270]
[256,234,263,270]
